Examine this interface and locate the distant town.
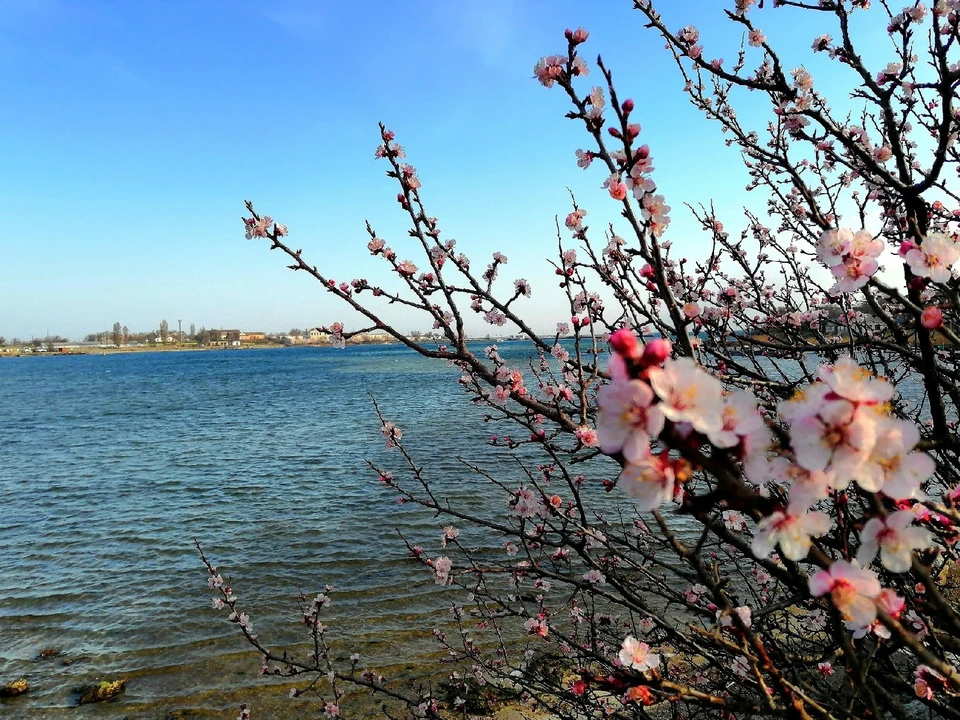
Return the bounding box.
[0,322,530,356]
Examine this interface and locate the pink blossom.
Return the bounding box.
[915,665,947,700]
[618,636,660,672]
[641,193,671,234]
[809,560,882,628]
[596,379,665,461]
[752,509,831,561]
[524,616,549,636]
[905,232,960,283]
[441,525,460,548]
[682,302,701,319]
[618,451,679,511]
[533,56,565,87]
[860,418,934,498]
[382,421,403,448]
[583,569,606,584]
[648,357,724,435]
[397,260,417,277]
[565,209,587,231]
[748,29,765,47]
[707,390,765,449]
[576,426,599,447]
[921,305,944,330]
[324,702,340,717]
[818,356,894,405]
[857,510,934,572]
[717,605,752,629]
[434,556,453,585]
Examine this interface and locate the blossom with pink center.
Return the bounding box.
[782,392,878,482]
[648,357,724,435]
[605,175,628,200]
[683,302,701,319]
[915,665,947,700]
[533,55,565,87]
[809,560,882,629]
[618,451,679,511]
[565,209,587,231]
[382,421,403,448]
[818,356,894,405]
[905,232,960,283]
[576,426,599,447]
[583,569,606,584]
[641,193,671,233]
[921,305,944,330]
[596,380,665,461]
[511,487,545,518]
[324,702,340,718]
[618,636,660,672]
[707,390,765,449]
[859,418,934,498]
[752,509,831,561]
[524,616,549,636]
[717,605,752,629]
[769,458,834,512]
[850,588,906,639]
[440,526,460,548]
[433,556,452,585]
[748,29,765,46]
[397,260,417,277]
[857,510,934,572]
[829,256,879,293]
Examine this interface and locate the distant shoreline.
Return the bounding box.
[0,339,414,358]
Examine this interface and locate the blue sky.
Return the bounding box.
[0,0,885,340]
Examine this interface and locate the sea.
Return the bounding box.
[0,343,570,719]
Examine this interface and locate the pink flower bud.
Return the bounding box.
[899,239,918,257]
[622,98,635,114]
[921,305,943,330]
[609,328,641,359]
[641,338,672,366]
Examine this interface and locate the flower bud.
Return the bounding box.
[921,305,944,330]
[641,338,672,366]
[609,328,641,360]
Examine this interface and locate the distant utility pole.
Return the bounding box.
[178,319,183,346]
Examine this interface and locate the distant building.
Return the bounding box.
[240,331,267,343]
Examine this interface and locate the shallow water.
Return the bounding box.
[0,344,543,718]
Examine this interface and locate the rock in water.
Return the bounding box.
[0,679,29,697]
[77,679,126,705]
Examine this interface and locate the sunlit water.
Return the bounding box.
[0,344,559,719]
[0,344,940,719]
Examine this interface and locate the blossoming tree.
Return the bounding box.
[205,1,960,717]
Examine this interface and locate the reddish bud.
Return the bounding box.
[609,328,641,359]
[622,98,635,114]
[641,338,672,366]
[899,239,918,258]
[608,127,622,139]
[921,306,944,330]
